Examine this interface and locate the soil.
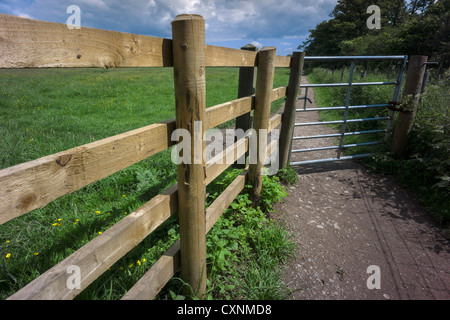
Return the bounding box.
[273,77,450,300]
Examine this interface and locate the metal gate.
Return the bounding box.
[290,55,408,166]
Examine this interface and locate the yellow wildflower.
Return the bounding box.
[5,253,11,259]
[137,260,141,266]
[34,252,39,256]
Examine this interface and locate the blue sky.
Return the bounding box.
[0,0,338,56]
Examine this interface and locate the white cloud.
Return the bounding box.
[12,10,34,19]
[250,41,263,49]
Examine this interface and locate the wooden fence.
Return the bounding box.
[0,13,304,299]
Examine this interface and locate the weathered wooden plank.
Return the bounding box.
[271,86,287,101]
[275,55,292,68]
[0,120,177,225]
[206,87,286,129]
[0,13,291,68]
[205,45,290,67]
[0,13,173,68]
[7,135,249,300]
[268,112,282,132]
[122,171,247,300]
[0,86,286,225]
[122,135,278,300]
[121,239,181,300]
[206,96,254,129]
[7,184,179,300]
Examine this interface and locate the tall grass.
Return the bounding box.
[0,66,291,300]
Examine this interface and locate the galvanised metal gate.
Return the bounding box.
[290,55,408,166]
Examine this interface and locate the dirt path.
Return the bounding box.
[274,76,450,300]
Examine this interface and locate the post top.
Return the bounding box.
[259,46,276,52]
[172,14,204,23]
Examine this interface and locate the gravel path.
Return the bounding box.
[274,77,450,300]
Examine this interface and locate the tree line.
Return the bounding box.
[299,0,450,69]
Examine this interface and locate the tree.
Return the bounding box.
[299,0,407,55]
[399,0,450,66]
[300,0,449,68]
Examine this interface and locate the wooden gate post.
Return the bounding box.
[171,14,207,299]
[279,51,305,169]
[235,44,258,168]
[248,47,276,207]
[391,55,428,156]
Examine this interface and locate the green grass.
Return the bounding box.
[307,67,450,229]
[0,66,292,300]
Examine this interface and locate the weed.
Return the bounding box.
[276,165,299,185]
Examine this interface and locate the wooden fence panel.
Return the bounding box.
[0,13,173,68]
[1,12,291,300]
[122,137,279,300]
[0,87,286,225]
[0,13,290,68]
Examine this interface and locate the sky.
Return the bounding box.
[0,0,338,56]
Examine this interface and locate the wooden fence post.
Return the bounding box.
[391,55,428,156]
[171,14,207,299]
[235,44,258,168]
[248,47,276,207]
[279,51,305,169]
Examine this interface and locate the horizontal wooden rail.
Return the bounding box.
[122,171,247,300]
[0,13,291,68]
[0,13,173,68]
[122,138,279,300]
[0,87,286,225]
[7,138,247,300]
[7,112,281,300]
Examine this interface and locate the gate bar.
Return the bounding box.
[290,153,373,166]
[295,116,390,126]
[299,81,396,88]
[292,141,381,153]
[293,129,386,140]
[304,55,407,61]
[296,103,389,112]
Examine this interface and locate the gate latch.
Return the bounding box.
[387,101,403,112]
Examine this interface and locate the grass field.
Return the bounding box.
[0,66,293,300]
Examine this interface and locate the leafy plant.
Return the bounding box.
[276,165,299,185]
